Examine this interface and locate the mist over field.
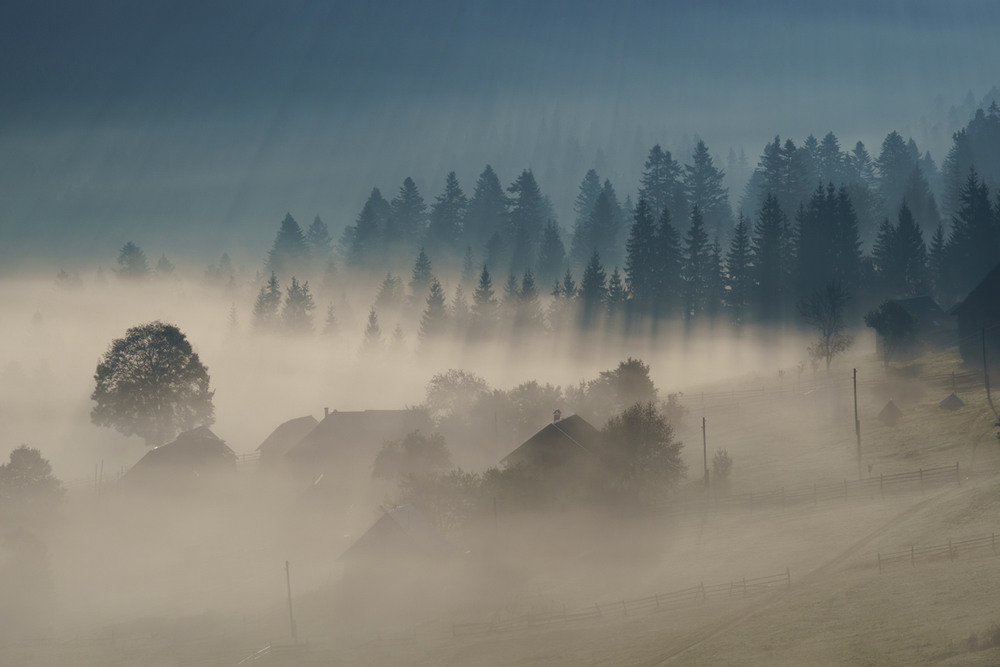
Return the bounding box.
[3,2,1000,665]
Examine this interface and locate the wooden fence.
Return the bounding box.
[661,463,960,516]
[877,532,1000,573]
[452,569,790,637]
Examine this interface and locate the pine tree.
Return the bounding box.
[571,169,602,263]
[501,272,520,321]
[639,145,686,223]
[893,202,928,296]
[470,266,499,340]
[306,216,333,266]
[849,141,877,186]
[751,193,791,323]
[536,220,566,286]
[817,132,847,186]
[374,273,404,312]
[409,248,434,297]
[706,240,726,322]
[682,206,711,321]
[419,278,449,344]
[253,272,282,331]
[343,189,390,269]
[507,169,547,272]
[928,222,947,298]
[155,253,174,278]
[652,204,683,319]
[282,277,315,333]
[322,302,337,336]
[606,267,627,322]
[945,168,998,296]
[461,244,476,286]
[725,213,753,327]
[579,250,608,328]
[450,284,471,337]
[624,198,658,317]
[876,131,917,218]
[361,307,384,354]
[465,165,508,260]
[515,270,545,334]
[387,177,428,250]
[426,171,467,253]
[116,241,149,279]
[266,213,310,277]
[832,186,863,294]
[684,140,732,241]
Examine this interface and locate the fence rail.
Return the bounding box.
[452,569,790,637]
[877,532,1000,572]
[662,463,960,516]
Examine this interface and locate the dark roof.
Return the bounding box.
[124,426,236,485]
[256,415,318,458]
[500,414,600,469]
[337,504,453,564]
[950,263,1000,318]
[894,296,952,331]
[877,400,903,426]
[939,392,966,410]
[284,408,431,471]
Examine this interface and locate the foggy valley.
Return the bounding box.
[3,2,1000,666]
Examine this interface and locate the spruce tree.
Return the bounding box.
[253,272,282,331]
[507,169,547,272]
[945,168,998,296]
[409,248,434,297]
[682,206,711,321]
[606,267,627,322]
[751,193,791,323]
[515,270,545,334]
[116,241,149,279]
[426,171,467,254]
[536,220,566,286]
[470,267,499,340]
[893,202,928,296]
[624,198,658,317]
[652,200,684,319]
[419,278,449,344]
[266,213,310,277]
[725,213,753,327]
[571,169,602,263]
[361,307,384,355]
[639,145,686,223]
[155,253,174,278]
[306,216,333,266]
[322,303,337,336]
[450,284,471,337]
[579,250,608,328]
[684,140,732,241]
[282,277,315,333]
[374,273,404,312]
[876,131,917,218]
[465,165,508,261]
[343,189,390,269]
[387,177,428,250]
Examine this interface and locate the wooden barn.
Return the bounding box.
[122,426,236,491]
[501,411,601,472]
[337,504,454,581]
[255,414,318,465]
[949,262,1000,368]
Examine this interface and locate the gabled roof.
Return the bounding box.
[939,392,966,410]
[950,263,1000,317]
[500,414,600,469]
[894,296,952,331]
[284,408,431,469]
[256,415,318,458]
[124,426,236,484]
[337,504,453,564]
[878,400,903,426]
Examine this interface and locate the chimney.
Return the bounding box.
[324,407,329,418]
[553,409,562,422]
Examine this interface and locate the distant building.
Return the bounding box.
[874,296,955,362]
[256,415,318,465]
[122,426,236,491]
[949,263,1000,368]
[501,411,601,472]
[337,504,454,581]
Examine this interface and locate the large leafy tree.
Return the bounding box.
[0,445,64,523]
[91,322,215,446]
[600,402,685,506]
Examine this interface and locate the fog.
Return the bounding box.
[4,2,1000,664]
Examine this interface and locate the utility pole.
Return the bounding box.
[853,368,862,480]
[702,417,709,493]
[286,560,298,644]
[984,328,996,416]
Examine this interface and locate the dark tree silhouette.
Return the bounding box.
[252,272,282,331]
[600,402,685,505]
[91,321,215,446]
[419,278,449,344]
[361,307,384,354]
[798,282,853,371]
[0,445,64,523]
[579,250,607,328]
[266,213,310,277]
[116,241,149,279]
[282,277,315,333]
[372,430,451,481]
[865,300,918,367]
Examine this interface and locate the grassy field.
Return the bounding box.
[5,345,1000,665]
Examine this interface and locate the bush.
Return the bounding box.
[712,448,733,482]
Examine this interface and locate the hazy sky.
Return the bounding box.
[2,0,999,269]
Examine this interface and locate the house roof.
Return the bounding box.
[894,296,952,331]
[256,415,318,458]
[500,413,600,469]
[124,426,236,484]
[939,392,966,410]
[284,408,431,470]
[950,262,1000,318]
[337,504,453,564]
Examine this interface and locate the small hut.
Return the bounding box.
[939,392,966,410]
[122,426,236,491]
[337,505,454,581]
[878,400,903,426]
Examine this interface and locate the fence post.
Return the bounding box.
[911,545,915,567]
[813,482,817,505]
[750,492,753,513]
[880,473,884,501]
[844,479,848,500]
[992,533,996,553]
[781,487,785,510]
[949,539,954,560]
[700,582,706,601]
[786,567,791,587]
[956,461,960,486]
[877,553,881,574]
[743,577,747,597]
[919,468,923,489]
